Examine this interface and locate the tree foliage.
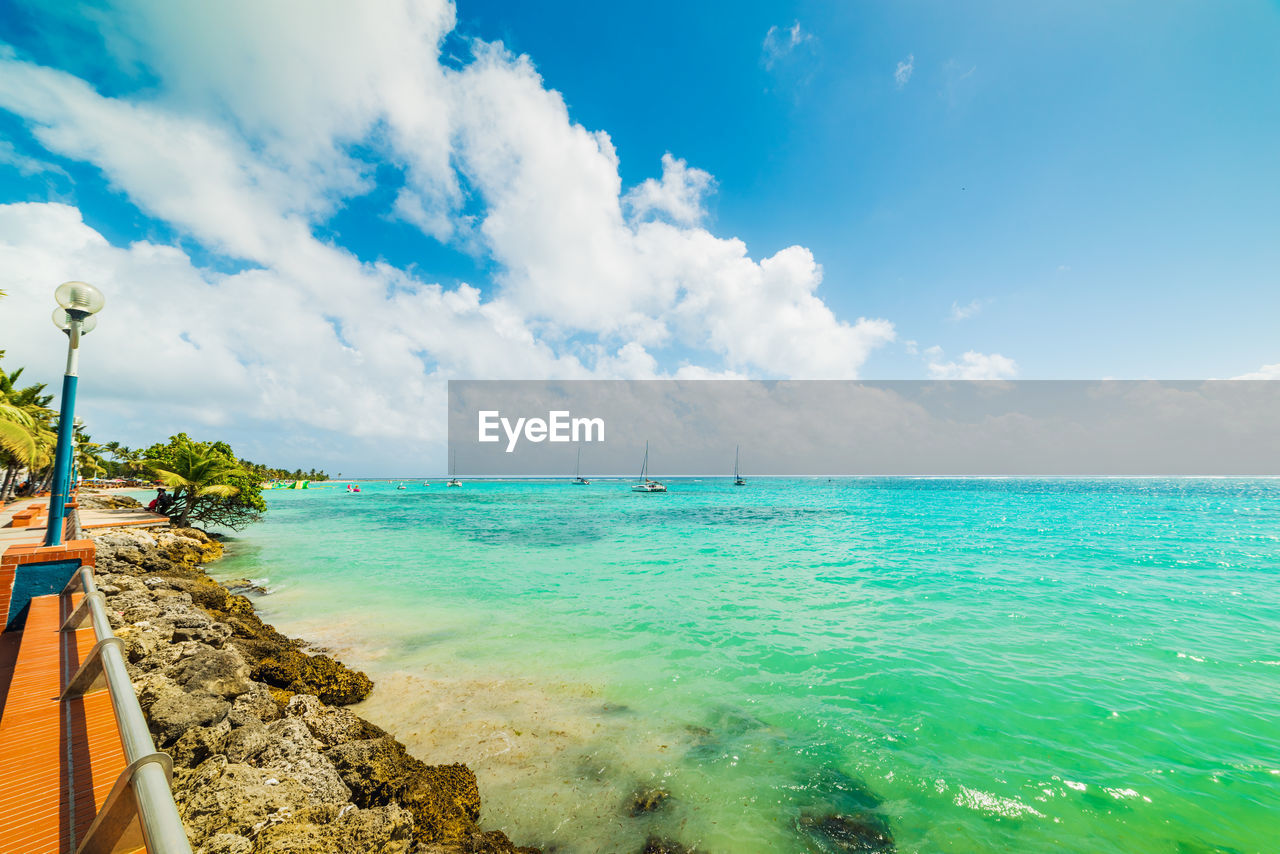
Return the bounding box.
[143,434,267,529]
[1,351,58,498]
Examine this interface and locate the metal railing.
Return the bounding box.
[66,503,83,542]
[60,566,193,854]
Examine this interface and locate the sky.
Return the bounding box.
[0,1,1277,475]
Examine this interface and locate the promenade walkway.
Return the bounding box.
[0,493,167,853]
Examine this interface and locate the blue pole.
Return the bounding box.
[44,366,78,546]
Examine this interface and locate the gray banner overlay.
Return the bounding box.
[447,380,1280,477]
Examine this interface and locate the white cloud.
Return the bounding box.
[0,139,67,177]
[949,298,984,322]
[1233,363,1280,380]
[762,21,814,71]
[0,202,584,438]
[927,349,1018,380]
[895,54,914,88]
[624,153,714,226]
[0,1,899,468]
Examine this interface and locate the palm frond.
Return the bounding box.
[0,421,36,465]
[196,483,240,498]
[153,468,195,489]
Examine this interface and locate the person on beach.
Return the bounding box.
[149,487,173,514]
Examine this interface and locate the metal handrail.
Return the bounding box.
[61,566,193,854]
[66,503,83,542]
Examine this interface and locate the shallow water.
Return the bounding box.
[210,478,1280,853]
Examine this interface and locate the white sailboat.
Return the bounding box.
[446,451,462,487]
[734,445,746,486]
[572,446,590,485]
[631,441,667,493]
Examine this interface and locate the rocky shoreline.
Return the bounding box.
[90,525,543,854]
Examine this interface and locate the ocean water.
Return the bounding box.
[209,478,1280,853]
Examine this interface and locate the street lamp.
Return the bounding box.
[45,281,105,546]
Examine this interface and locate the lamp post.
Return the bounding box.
[45,281,105,547]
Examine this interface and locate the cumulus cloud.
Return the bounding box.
[0,0,898,469]
[762,21,813,71]
[624,153,714,226]
[894,54,914,88]
[926,349,1018,380]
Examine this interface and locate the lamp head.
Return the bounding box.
[54,281,105,316]
[52,307,98,335]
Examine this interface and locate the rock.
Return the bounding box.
[230,682,284,727]
[111,589,165,622]
[172,718,232,767]
[286,694,384,747]
[628,786,672,816]
[78,493,144,510]
[195,832,252,854]
[641,836,694,854]
[178,619,233,647]
[168,576,234,611]
[253,652,372,706]
[175,755,315,841]
[118,620,175,663]
[225,578,268,596]
[249,803,414,854]
[224,723,273,763]
[96,572,147,592]
[144,679,231,746]
[325,736,480,846]
[796,812,895,853]
[168,646,253,698]
[250,718,351,805]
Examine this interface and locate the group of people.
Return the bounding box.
[147,487,176,514]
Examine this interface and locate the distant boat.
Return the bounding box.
[572,446,590,485]
[447,451,462,487]
[397,482,406,490]
[631,441,667,493]
[422,481,430,487]
[734,445,746,486]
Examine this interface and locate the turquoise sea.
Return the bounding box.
[210,478,1279,853]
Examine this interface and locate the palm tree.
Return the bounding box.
[0,358,37,464]
[73,425,108,483]
[0,354,57,500]
[151,442,244,527]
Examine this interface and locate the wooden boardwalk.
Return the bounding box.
[0,593,132,853]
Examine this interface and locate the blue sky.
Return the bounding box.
[451,0,1280,378]
[0,1,1277,473]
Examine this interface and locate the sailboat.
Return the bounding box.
[446,451,462,487]
[572,447,590,485]
[734,445,746,486]
[631,441,667,493]
[396,482,406,490]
